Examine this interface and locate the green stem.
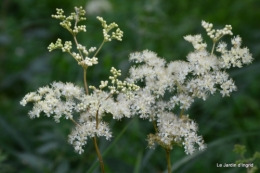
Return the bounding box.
[83,68,89,95]
[95,108,99,129]
[70,118,80,126]
[210,40,217,55]
[179,108,184,117]
[93,40,105,58]
[152,118,171,172]
[73,35,84,58]
[152,118,158,133]
[211,41,216,55]
[83,66,105,172]
[165,149,171,173]
[92,136,105,173]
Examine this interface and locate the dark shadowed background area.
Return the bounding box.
[1,0,260,172]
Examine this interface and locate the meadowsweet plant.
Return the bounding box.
[20,7,138,173]
[20,6,253,173]
[126,21,253,172]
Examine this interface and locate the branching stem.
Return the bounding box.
[70,118,80,126]
[82,62,104,173]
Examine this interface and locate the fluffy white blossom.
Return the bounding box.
[184,34,207,50]
[127,21,253,154]
[20,82,83,121]
[68,121,112,154]
[156,113,205,155]
[21,80,136,154]
[22,18,253,157]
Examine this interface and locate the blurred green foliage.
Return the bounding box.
[1,0,260,172]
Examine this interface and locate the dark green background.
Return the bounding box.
[1,0,260,172]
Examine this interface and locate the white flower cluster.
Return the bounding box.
[128,51,207,154]
[127,21,253,154]
[21,75,138,154]
[148,113,206,155]
[218,35,253,68]
[67,89,134,153]
[184,35,207,50]
[68,121,111,154]
[23,15,253,157]
[20,82,84,121]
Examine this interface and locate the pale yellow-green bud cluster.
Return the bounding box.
[52,7,86,35]
[51,9,66,20]
[202,20,233,42]
[97,16,123,42]
[89,47,96,52]
[109,67,121,84]
[78,57,98,67]
[77,44,89,55]
[48,7,124,70]
[99,81,108,89]
[48,38,98,68]
[108,67,139,96]
[62,41,72,52]
[73,25,86,34]
[47,38,63,51]
[72,52,81,61]
[73,6,86,21]
[89,67,139,97]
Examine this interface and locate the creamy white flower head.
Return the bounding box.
[68,121,112,154]
[128,26,252,154]
[218,36,252,69]
[231,35,242,47]
[184,34,207,50]
[148,112,207,154]
[21,79,137,153]
[216,41,227,53]
[21,82,84,121]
